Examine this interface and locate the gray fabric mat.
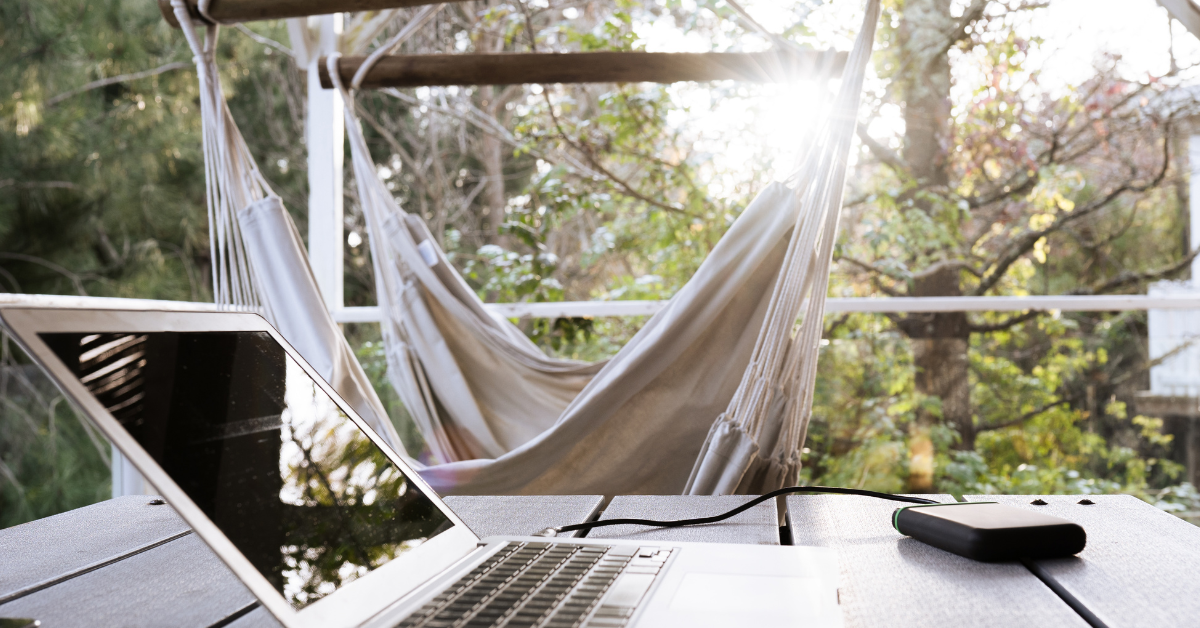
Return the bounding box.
[0,495,190,601]
[786,494,1087,628]
[967,494,1200,628]
[444,495,604,539]
[587,495,779,544]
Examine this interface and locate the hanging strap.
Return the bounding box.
[722,0,880,447]
[171,0,274,308]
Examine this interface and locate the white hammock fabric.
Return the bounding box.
[172,0,880,496]
[685,1,881,494]
[168,0,405,453]
[323,7,610,464]
[319,0,880,495]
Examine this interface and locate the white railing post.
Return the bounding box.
[1145,134,1200,399]
[1191,134,1200,284]
[306,14,345,313]
[111,447,149,498]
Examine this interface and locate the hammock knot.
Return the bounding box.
[196,0,224,25]
[326,51,346,92]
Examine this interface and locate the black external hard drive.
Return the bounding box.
[892,502,1086,562]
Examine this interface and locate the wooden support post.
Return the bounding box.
[157,0,468,28]
[319,50,846,89]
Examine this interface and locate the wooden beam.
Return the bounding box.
[1159,0,1200,40]
[318,49,846,89]
[158,0,466,28]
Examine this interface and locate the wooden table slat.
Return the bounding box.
[443,495,604,539]
[966,494,1200,628]
[0,533,258,627]
[0,495,191,602]
[786,494,1089,627]
[0,495,607,628]
[226,606,286,628]
[587,495,779,545]
[7,494,1185,627]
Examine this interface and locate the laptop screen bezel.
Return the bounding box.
[0,307,481,628]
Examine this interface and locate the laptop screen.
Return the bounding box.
[39,330,453,610]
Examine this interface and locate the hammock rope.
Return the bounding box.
[169,0,407,453]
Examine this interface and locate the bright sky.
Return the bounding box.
[624,0,1200,189]
[1030,0,1200,86]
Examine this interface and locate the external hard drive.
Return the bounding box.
[892,502,1086,562]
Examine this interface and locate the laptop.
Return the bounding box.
[0,307,842,628]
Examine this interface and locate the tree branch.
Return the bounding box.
[971,128,1173,296]
[1070,248,1200,295]
[46,61,191,107]
[966,167,1041,210]
[968,309,1042,334]
[0,180,77,190]
[0,252,89,295]
[856,123,911,177]
[913,258,983,280]
[720,0,809,56]
[540,91,689,215]
[976,399,1070,432]
[836,254,909,284]
[934,0,990,58]
[234,24,294,57]
[823,313,851,338]
[1110,333,1200,389]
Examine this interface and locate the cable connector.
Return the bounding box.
[532,527,561,538]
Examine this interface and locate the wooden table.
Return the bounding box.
[0,494,1197,627]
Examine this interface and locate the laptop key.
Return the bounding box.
[599,573,655,611]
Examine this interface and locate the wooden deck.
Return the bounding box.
[0,494,1197,627]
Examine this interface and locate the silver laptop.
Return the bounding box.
[0,307,841,628]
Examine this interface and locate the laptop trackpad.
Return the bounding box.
[669,573,826,615]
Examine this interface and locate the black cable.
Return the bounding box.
[539,486,939,537]
[1020,558,1110,628]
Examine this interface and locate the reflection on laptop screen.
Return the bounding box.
[39,330,453,609]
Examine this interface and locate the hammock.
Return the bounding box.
[165,1,405,453]
[170,0,881,496]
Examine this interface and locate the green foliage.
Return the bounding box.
[0,1,306,527]
[0,334,111,529]
[348,327,429,461]
[805,308,1189,513]
[1152,483,1200,526]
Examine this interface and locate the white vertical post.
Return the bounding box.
[306,14,345,313]
[111,446,148,498]
[1190,134,1200,284]
[1149,133,1200,397]
[108,16,345,501]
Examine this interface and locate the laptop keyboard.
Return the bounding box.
[396,541,672,628]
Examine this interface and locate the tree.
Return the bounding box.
[0,0,308,525]
[839,0,1193,490]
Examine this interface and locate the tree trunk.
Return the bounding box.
[897,268,973,447]
[480,85,506,230]
[474,1,508,240]
[893,0,969,491]
[898,0,953,185]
